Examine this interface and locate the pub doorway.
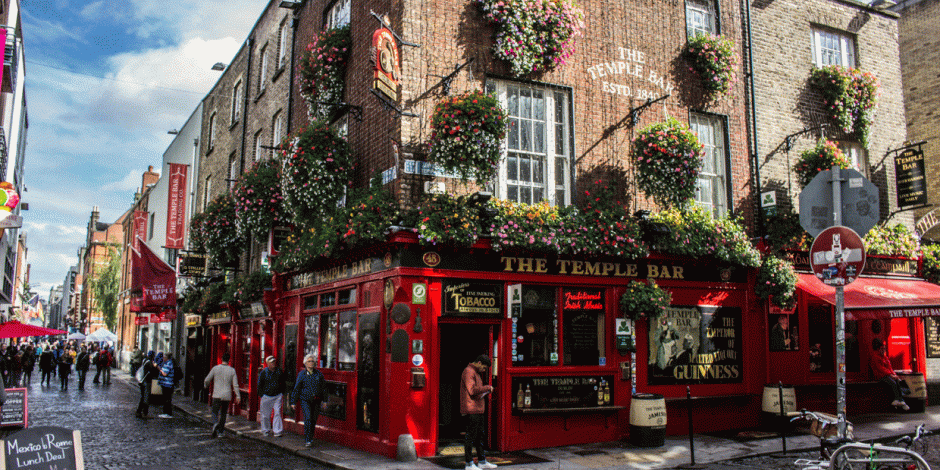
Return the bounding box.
[438,322,499,453]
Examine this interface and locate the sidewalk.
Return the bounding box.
[119,370,940,469]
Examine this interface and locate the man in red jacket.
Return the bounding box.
[870,338,909,411]
[460,355,496,470]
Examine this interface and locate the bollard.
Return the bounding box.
[778,381,787,455]
[397,433,417,462]
[687,386,695,466]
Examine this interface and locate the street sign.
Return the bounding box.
[799,168,880,238]
[810,226,866,286]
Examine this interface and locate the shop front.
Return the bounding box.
[277,234,764,458]
[234,301,276,420]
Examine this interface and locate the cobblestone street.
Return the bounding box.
[0,372,325,469]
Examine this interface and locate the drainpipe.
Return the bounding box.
[286,10,300,135]
[744,0,764,237]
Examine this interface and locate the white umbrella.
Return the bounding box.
[86,328,117,343]
[66,332,85,340]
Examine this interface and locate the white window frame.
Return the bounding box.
[811,27,856,68]
[326,0,351,28]
[271,110,283,157]
[228,153,239,190]
[838,141,867,173]
[686,0,717,38]
[253,129,264,162]
[203,176,212,211]
[231,80,243,123]
[486,80,572,207]
[207,112,216,150]
[277,19,290,70]
[258,44,268,94]
[689,112,729,217]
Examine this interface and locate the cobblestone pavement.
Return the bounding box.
[0,373,326,470]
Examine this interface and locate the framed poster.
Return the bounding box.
[648,306,742,385]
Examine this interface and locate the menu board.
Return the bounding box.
[925,317,940,358]
[1,388,27,427]
[3,426,82,470]
[511,375,613,411]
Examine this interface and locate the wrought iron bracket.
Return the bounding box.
[629,94,671,127]
[428,58,475,95]
[371,89,418,118]
[783,124,828,152]
[370,10,420,47]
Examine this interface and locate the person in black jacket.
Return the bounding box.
[75,345,90,390]
[292,354,324,447]
[136,351,157,418]
[57,345,74,391]
[257,356,286,437]
[39,345,54,387]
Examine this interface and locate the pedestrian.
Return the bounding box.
[101,347,112,385]
[460,355,496,470]
[39,345,54,387]
[203,353,239,437]
[93,345,105,384]
[157,352,176,418]
[57,346,74,391]
[136,351,157,418]
[871,338,910,411]
[257,356,286,437]
[130,348,143,377]
[75,345,90,391]
[22,345,35,386]
[292,354,324,447]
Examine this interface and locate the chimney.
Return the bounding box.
[141,165,160,193]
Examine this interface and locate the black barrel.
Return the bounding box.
[629,393,666,447]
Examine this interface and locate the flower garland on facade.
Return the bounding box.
[863,223,921,258]
[428,90,508,182]
[793,140,852,189]
[232,158,284,240]
[279,123,352,229]
[755,254,798,309]
[408,193,482,247]
[298,25,351,121]
[648,206,761,267]
[475,0,585,76]
[922,245,940,285]
[338,182,401,249]
[632,117,705,209]
[200,193,246,267]
[686,33,738,99]
[809,66,879,147]
[619,280,672,319]
[222,270,273,306]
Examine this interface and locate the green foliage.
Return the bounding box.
[91,246,122,330]
[232,159,284,240]
[632,117,705,209]
[863,224,920,258]
[763,207,811,253]
[298,25,351,120]
[222,270,273,305]
[410,194,482,247]
[686,33,738,99]
[279,123,352,229]
[755,254,798,309]
[428,90,508,182]
[620,280,672,319]
[201,193,246,267]
[922,244,940,284]
[648,206,761,267]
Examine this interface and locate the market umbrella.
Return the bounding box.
[85,328,116,343]
[0,320,67,339]
[66,332,86,341]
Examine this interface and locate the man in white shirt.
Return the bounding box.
[204,353,240,438]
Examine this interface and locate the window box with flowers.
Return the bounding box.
[475,0,584,77]
[298,25,351,121]
[685,33,738,100]
[428,90,508,183]
[632,117,705,209]
[755,254,798,309]
[620,280,672,320]
[648,206,761,268]
[200,193,246,268]
[809,66,879,147]
[792,140,852,189]
[232,158,284,241]
[222,270,273,307]
[863,223,920,258]
[278,123,352,229]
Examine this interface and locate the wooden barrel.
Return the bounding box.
[761,384,796,430]
[898,372,926,412]
[629,393,666,447]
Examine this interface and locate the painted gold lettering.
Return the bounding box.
[501,257,516,272]
[572,261,584,275]
[557,260,571,274]
[535,258,548,273]
[519,257,534,272]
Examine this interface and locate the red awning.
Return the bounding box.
[797,273,940,320]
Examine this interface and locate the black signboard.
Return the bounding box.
[3,426,82,469]
[441,281,502,317]
[178,253,207,277]
[926,317,940,358]
[648,306,742,385]
[511,375,613,411]
[896,146,928,208]
[1,388,27,427]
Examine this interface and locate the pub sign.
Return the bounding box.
[442,281,502,317]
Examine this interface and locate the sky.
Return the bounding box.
[20,0,266,298]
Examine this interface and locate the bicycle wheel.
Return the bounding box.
[910,438,928,457]
[831,446,875,470]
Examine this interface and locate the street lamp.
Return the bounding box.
[211,62,227,71]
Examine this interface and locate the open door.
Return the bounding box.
[438,322,499,452]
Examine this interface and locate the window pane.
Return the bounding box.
[555,157,566,187]
[562,288,605,366]
[304,314,320,365]
[534,122,545,154]
[512,286,557,367]
[321,313,338,369]
[533,157,544,184]
[508,87,519,115]
[338,288,356,305]
[521,187,531,204]
[507,154,518,181]
[508,186,518,202]
[520,156,531,183]
[521,88,532,119]
[520,120,531,151]
[338,310,357,370]
[509,118,519,150]
[532,90,545,121]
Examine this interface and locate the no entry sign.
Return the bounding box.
[810,226,866,286]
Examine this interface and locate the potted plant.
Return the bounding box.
[298,25,352,121]
[201,193,245,267]
[632,117,705,209]
[475,0,585,76]
[620,280,672,319]
[792,140,852,189]
[686,33,738,100]
[428,90,508,183]
[755,254,798,309]
[278,123,352,229]
[232,158,285,240]
[406,193,482,247]
[809,66,878,147]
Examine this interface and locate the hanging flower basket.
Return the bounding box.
[187,210,208,253]
[809,66,879,147]
[620,280,672,319]
[755,254,798,310]
[428,90,508,183]
[686,33,738,100]
[632,117,705,209]
[338,182,401,249]
[475,0,585,76]
[792,140,851,189]
[232,159,285,240]
[863,223,920,258]
[648,206,762,267]
[278,123,352,229]
[222,270,273,306]
[298,25,352,121]
[201,193,245,267]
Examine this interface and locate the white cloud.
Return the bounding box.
[101,169,146,193]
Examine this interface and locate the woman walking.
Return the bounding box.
[136,351,157,418]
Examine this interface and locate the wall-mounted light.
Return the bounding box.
[167,129,179,135]
[279,0,302,10]
[870,0,896,10]
[211,62,227,71]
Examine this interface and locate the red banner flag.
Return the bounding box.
[135,315,151,325]
[165,163,188,249]
[130,237,177,312]
[133,211,148,251]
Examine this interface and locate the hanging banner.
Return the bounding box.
[895,146,927,208]
[130,237,176,312]
[165,163,188,249]
[133,211,148,251]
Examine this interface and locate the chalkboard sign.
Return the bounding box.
[3,426,83,470]
[511,375,613,411]
[925,317,940,358]
[1,388,27,427]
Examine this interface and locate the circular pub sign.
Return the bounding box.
[810,225,866,286]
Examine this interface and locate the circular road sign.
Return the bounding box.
[810,226,866,286]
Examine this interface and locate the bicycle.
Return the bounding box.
[894,424,936,457]
[789,409,855,469]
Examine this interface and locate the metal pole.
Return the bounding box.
[687,386,695,465]
[777,381,788,454]
[831,165,847,438]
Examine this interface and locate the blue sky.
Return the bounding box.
[21,0,265,297]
